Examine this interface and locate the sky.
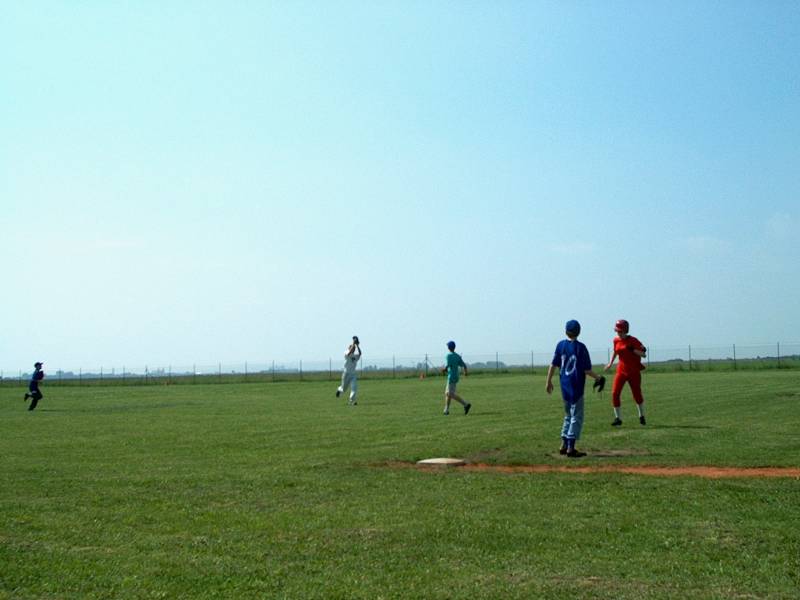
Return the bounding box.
[2,1,799,372]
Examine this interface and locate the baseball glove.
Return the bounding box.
[593,376,606,393]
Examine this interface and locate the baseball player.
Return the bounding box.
[442,340,470,415]
[604,319,647,426]
[24,361,45,411]
[546,320,604,457]
[336,336,361,405]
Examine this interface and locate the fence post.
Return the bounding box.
[733,344,737,370]
[329,358,332,380]
[193,364,196,384]
[688,345,692,371]
[393,355,396,378]
[145,365,149,385]
[122,366,126,385]
[244,361,248,382]
[777,342,781,367]
[100,366,103,383]
[425,354,429,377]
[531,351,535,375]
[272,360,275,382]
[218,362,221,383]
[496,352,499,372]
[299,360,303,381]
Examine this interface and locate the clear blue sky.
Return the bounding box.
[2,1,799,371]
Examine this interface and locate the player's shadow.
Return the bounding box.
[649,424,713,430]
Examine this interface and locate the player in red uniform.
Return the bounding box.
[604,319,647,426]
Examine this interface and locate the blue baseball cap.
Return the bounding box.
[565,320,581,336]
[447,340,456,350]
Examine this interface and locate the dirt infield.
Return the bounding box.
[401,462,800,479]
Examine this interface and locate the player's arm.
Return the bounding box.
[459,356,468,376]
[604,351,617,371]
[545,364,557,394]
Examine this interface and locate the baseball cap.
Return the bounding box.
[565,320,581,336]
[34,361,43,367]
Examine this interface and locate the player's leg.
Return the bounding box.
[611,373,626,425]
[560,401,571,453]
[565,397,586,457]
[629,371,646,424]
[348,376,358,405]
[336,371,347,397]
[448,384,470,414]
[443,382,451,414]
[29,389,41,411]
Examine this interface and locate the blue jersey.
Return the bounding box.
[551,339,592,403]
[29,368,44,391]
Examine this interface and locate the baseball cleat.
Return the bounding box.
[639,416,646,425]
[566,449,587,458]
[611,418,622,427]
[335,389,341,398]
[464,403,471,415]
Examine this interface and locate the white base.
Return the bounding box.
[416,457,466,466]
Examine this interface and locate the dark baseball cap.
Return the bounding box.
[565,320,581,336]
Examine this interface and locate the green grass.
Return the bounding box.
[1,371,799,599]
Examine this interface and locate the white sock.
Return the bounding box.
[637,404,645,418]
[614,407,621,419]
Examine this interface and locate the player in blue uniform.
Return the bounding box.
[24,361,45,411]
[545,321,603,457]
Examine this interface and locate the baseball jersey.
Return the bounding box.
[613,335,645,373]
[343,351,360,374]
[551,339,593,403]
[445,352,467,383]
[29,368,44,391]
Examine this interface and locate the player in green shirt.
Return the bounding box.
[442,341,471,415]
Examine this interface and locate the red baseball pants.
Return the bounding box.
[612,370,644,407]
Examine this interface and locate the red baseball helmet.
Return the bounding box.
[614,319,629,333]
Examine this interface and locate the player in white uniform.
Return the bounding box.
[336,336,361,405]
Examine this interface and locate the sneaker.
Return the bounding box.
[559,445,567,455]
[443,410,449,415]
[336,389,341,398]
[639,416,646,425]
[23,393,29,401]
[566,449,587,458]
[611,418,622,427]
[464,403,471,415]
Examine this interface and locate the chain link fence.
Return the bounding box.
[2,342,799,386]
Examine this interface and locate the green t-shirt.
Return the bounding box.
[445,352,466,383]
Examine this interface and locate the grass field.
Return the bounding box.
[2,371,799,599]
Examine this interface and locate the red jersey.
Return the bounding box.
[613,335,645,373]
